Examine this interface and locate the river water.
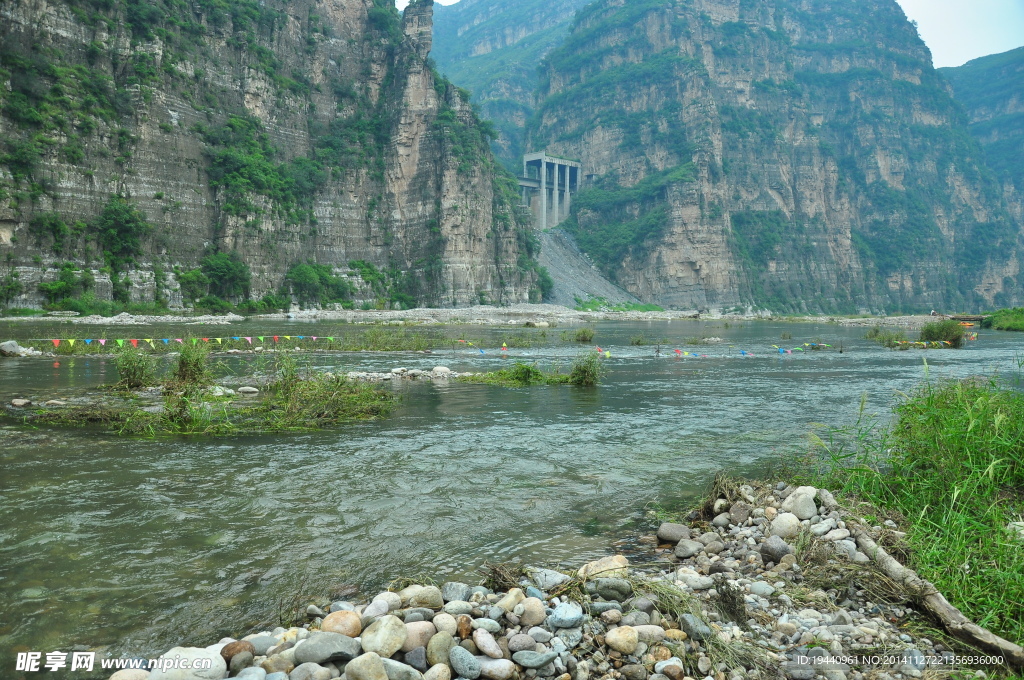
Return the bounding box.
[0,319,1019,663]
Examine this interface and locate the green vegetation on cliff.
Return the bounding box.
[940,47,1024,189]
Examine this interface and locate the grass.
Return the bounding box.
[920,319,965,347]
[457,353,604,387]
[560,327,595,343]
[804,375,1024,644]
[15,351,395,435]
[865,325,908,348]
[984,307,1024,331]
[574,296,664,312]
[114,345,159,389]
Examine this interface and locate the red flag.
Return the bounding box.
[52,339,60,347]
[130,339,138,348]
[273,336,279,343]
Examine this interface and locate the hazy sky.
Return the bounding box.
[395,0,1024,68]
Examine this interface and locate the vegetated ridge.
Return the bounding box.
[432,0,593,170]
[0,0,545,312]
[940,46,1024,229]
[514,0,1024,313]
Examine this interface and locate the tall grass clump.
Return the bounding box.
[919,319,965,347]
[865,325,907,348]
[568,351,603,386]
[809,377,1024,642]
[983,307,1024,331]
[114,345,159,389]
[173,340,212,387]
[573,327,596,342]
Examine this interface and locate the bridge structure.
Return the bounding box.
[517,152,581,230]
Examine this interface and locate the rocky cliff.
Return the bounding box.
[0,0,540,310]
[432,0,592,169]
[940,47,1024,227]
[527,0,1023,312]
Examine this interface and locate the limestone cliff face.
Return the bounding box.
[432,0,592,168]
[529,0,1023,312]
[0,0,536,308]
[940,48,1024,227]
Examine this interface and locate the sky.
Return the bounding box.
[395,0,1024,69]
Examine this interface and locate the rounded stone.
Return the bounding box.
[374,591,403,612]
[472,629,503,659]
[507,634,537,653]
[770,513,802,539]
[409,586,445,609]
[673,539,703,559]
[221,639,256,662]
[432,612,457,636]
[518,597,546,627]
[423,664,451,680]
[477,657,515,680]
[780,486,819,520]
[362,615,409,658]
[605,626,639,654]
[403,621,438,652]
[346,653,390,680]
[578,555,629,579]
[448,646,481,679]
[322,610,363,637]
[426,632,456,667]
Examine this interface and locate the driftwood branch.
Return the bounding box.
[851,527,1024,669]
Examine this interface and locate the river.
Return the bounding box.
[0,318,1019,663]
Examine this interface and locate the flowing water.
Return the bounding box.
[0,319,1020,664]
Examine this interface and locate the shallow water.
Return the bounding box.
[0,319,1019,664]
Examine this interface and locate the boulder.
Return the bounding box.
[780,486,819,520]
[362,615,409,658]
[346,653,390,680]
[578,555,629,579]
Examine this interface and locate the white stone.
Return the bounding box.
[769,513,801,539]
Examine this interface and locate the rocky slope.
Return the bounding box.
[527,0,1024,313]
[432,0,593,169]
[0,0,540,310]
[940,47,1024,226]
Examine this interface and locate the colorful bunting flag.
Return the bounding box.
[51,339,60,347]
[129,339,138,348]
[99,339,106,346]
[116,339,125,347]
[68,339,76,347]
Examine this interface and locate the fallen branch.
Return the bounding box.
[852,526,1024,669]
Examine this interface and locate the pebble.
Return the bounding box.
[346,653,390,680]
[548,601,584,628]
[403,621,437,652]
[770,513,802,539]
[361,616,408,657]
[472,628,503,658]
[448,645,481,679]
[673,539,704,558]
[512,651,558,669]
[605,626,639,654]
[321,610,362,637]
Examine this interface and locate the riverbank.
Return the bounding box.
[105,476,1019,680]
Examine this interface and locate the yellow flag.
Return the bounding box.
[68,339,76,347]
[215,338,222,344]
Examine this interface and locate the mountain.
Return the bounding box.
[432,0,592,169]
[940,47,1024,226]
[521,0,1023,312]
[0,0,542,311]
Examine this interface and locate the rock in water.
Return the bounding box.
[656,523,691,543]
[346,653,390,680]
[362,615,409,657]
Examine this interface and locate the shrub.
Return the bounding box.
[573,327,596,342]
[173,340,212,386]
[568,351,603,386]
[865,325,908,348]
[92,195,152,270]
[201,251,250,299]
[115,345,158,389]
[919,319,964,348]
